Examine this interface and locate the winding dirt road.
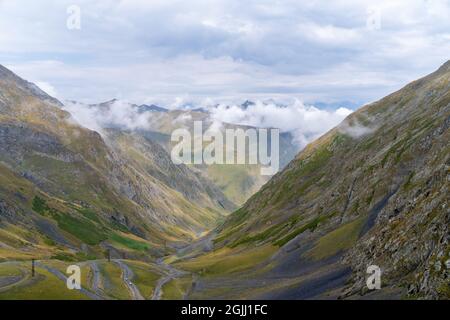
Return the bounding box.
[114,260,144,300]
[151,258,188,300]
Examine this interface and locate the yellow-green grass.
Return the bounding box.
[206,164,267,206]
[175,245,276,277]
[98,261,130,300]
[306,216,366,260]
[0,267,88,300]
[0,248,46,261]
[0,162,35,199]
[0,226,64,262]
[0,263,23,277]
[124,260,161,298]
[163,255,179,264]
[161,276,192,300]
[80,264,94,291]
[109,232,151,252]
[0,225,35,247]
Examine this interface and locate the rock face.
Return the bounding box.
[0,64,234,260]
[344,115,449,299]
[211,61,449,299]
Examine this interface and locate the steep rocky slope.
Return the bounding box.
[180,61,449,299]
[0,64,232,261]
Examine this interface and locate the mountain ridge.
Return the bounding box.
[0,64,234,263]
[174,60,450,299]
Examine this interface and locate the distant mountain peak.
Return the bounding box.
[241,100,255,109]
[137,104,168,113]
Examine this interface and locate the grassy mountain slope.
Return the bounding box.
[178,61,450,299]
[0,64,231,263]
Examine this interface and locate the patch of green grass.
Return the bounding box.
[306,216,366,260]
[0,267,88,300]
[42,236,56,246]
[54,214,107,245]
[161,276,192,300]
[230,214,302,247]
[73,206,100,223]
[50,252,77,262]
[50,251,97,262]
[296,146,333,176]
[125,261,160,298]
[109,220,129,233]
[0,264,22,277]
[98,262,130,300]
[32,197,107,246]
[109,233,150,252]
[32,196,48,215]
[176,245,276,277]
[206,164,264,206]
[273,146,332,205]
[230,224,284,247]
[274,215,329,247]
[76,252,98,261]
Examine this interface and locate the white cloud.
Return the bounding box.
[62,100,152,133]
[63,101,103,133]
[36,81,58,98]
[338,119,375,138]
[300,23,361,45]
[63,97,353,150]
[173,112,192,125]
[210,100,352,147]
[0,0,448,105]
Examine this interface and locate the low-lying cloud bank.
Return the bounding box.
[63,99,353,149]
[63,100,153,133]
[209,100,352,147]
[338,119,375,138]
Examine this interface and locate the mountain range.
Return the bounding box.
[0,61,448,300]
[66,98,299,205]
[172,61,450,299]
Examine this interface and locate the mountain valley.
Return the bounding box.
[0,61,448,300]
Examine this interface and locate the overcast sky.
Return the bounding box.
[0,0,449,108]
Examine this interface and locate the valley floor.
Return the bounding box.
[0,258,191,300]
[0,230,405,300]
